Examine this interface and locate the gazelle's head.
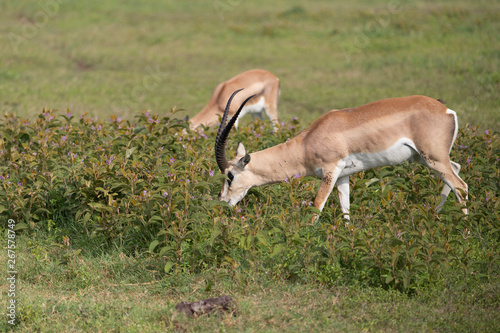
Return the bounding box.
[214,89,255,206]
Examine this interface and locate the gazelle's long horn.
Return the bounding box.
[215,89,243,147]
[215,89,256,172]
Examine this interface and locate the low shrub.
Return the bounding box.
[1,109,499,292]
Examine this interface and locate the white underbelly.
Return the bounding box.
[238,96,266,118]
[339,138,417,176]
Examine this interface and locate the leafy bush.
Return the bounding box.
[1,109,499,292]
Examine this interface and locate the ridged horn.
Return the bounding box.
[215,89,256,172]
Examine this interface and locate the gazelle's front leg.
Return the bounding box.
[337,176,350,219]
[311,161,345,223]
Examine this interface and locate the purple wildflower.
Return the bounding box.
[105,155,115,165]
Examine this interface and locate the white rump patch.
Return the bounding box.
[446,108,459,154]
[235,96,267,127]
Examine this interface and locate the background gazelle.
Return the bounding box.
[189,69,280,130]
[215,89,468,219]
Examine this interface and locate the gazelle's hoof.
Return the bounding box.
[310,214,320,225]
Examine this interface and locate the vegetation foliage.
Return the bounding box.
[1,0,499,330]
[1,109,499,297]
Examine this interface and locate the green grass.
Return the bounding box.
[1,0,499,129]
[1,0,499,331]
[1,105,499,331]
[1,235,498,332]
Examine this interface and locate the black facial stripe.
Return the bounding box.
[227,172,234,185]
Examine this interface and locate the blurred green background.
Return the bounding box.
[1,0,499,129]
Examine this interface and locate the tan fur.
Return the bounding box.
[190,69,280,129]
[219,95,468,218]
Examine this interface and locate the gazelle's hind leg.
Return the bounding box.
[264,83,280,130]
[415,155,468,214]
[436,161,463,212]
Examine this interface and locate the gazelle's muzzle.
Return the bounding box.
[218,179,229,201]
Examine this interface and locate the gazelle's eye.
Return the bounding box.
[227,172,234,185]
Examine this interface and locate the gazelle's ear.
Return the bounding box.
[236,142,246,157]
[237,154,251,168]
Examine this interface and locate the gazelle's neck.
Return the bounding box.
[248,138,309,185]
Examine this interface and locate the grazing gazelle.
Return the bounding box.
[215,89,468,219]
[189,69,280,130]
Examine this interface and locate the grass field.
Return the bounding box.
[1,0,499,129]
[1,0,499,332]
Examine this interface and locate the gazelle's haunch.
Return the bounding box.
[215,90,468,219]
[190,69,280,130]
